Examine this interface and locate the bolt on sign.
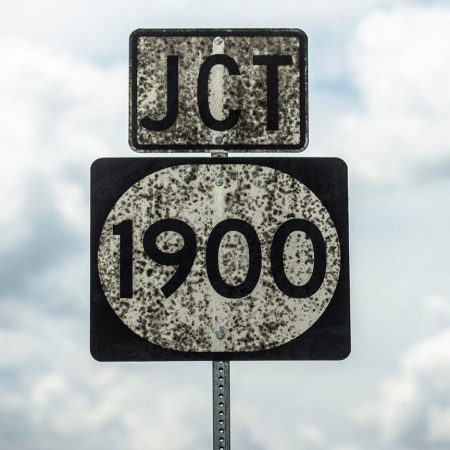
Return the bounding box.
[90,157,350,361]
[129,29,308,152]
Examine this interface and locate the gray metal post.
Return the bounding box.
[210,33,229,446]
[212,360,230,450]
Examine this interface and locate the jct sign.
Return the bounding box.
[129,29,308,151]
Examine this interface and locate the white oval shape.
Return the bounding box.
[284,231,314,286]
[97,164,340,352]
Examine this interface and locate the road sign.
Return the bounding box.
[129,29,308,152]
[90,157,349,361]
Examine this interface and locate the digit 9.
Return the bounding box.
[143,219,197,298]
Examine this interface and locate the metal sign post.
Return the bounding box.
[90,28,350,450]
[210,147,231,449]
[213,361,230,450]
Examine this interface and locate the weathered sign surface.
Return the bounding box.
[90,158,349,361]
[129,29,308,151]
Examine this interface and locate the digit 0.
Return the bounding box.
[270,219,326,298]
[206,219,262,299]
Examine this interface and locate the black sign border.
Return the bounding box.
[129,29,308,152]
[91,158,349,361]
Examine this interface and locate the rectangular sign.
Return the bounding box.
[129,29,308,152]
[91,158,349,361]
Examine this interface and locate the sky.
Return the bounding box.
[1,0,450,449]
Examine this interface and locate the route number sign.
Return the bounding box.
[90,158,350,361]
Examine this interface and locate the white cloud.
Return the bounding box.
[0,0,398,55]
[425,294,450,323]
[355,325,450,448]
[0,0,414,93]
[334,6,450,185]
[297,424,328,448]
[0,300,211,450]
[0,37,126,255]
[1,3,449,450]
[232,400,365,450]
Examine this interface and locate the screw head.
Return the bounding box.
[215,135,223,145]
[216,328,225,339]
[214,36,224,45]
[215,177,224,186]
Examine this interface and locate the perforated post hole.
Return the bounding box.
[213,361,230,450]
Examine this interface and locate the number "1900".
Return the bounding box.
[113,218,326,300]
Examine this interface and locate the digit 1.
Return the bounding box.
[112,220,133,298]
[270,219,326,298]
[206,219,262,298]
[143,219,197,298]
